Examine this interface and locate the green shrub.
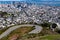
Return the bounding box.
[41,22,51,27]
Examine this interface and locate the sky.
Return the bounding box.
[0,0,60,1]
[0,0,23,1]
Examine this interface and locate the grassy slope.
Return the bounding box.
[1,26,34,40]
[21,35,60,40]
[1,25,60,40]
[40,35,60,40]
[18,27,60,40]
[0,24,27,34]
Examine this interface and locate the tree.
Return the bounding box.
[41,22,50,27]
[0,11,8,17]
[11,14,14,23]
[50,23,57,31]
[0,11,9,26]
[51,23,57,28]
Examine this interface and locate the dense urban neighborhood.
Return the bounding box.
[0,1,60,40]
[0,2,60,28]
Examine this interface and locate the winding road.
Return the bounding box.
[0,24,42,39]
[28,25,42,34]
